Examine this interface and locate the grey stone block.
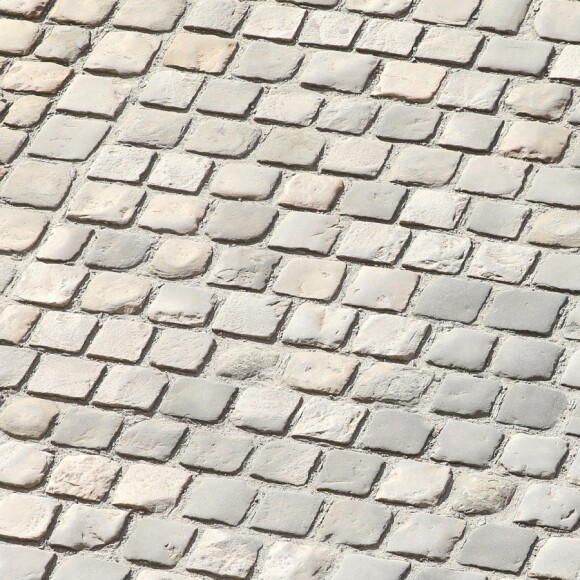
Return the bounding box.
[387,512,465,561]
[431,374,501,417]
[491,337,564,381]
[123,517,195,566]
[183,476,257,525]
[317,499,391,547]
[160,377,236,423]
[360,408,433,455]
[457,524,537,573]
[250,490,323,536]
[485,289,566,335]
[431,419,503,467]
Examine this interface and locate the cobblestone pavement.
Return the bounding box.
[0,0,579,578]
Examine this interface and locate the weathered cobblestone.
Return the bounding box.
[0,0,577,577]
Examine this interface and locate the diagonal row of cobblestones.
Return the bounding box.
[0,0,579,578]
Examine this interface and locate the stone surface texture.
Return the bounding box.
[0,0,577,578]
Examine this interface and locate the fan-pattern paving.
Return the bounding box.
[0,0,579,578]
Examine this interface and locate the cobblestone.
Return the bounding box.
[0,0,577,577]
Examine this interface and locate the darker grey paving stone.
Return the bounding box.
[230,386,301,434]
[387,513,465,561]
[376,104,441,142]
[450,472,516,515]
[467,199,530,239]
[491,337,564,381]
[339,181,407,222]
[431,374,501,417]
[51,407,123,450]
[250,490,323,536]
[496,383,567,430]
[160,378,237,423]
[183,476,257,525]
[317,98,378,135]
[485,289,566,335]
[427,328,496,371]
[84,229,153,270]
[207,247,281,291]
[515,483,580,531]
[414,278,492,323]
[115,419,186,461]
[180,430,254,474]
[332,554,409,580]
[204,200,277,242]
[317,499,391,547]
[196,78,261,117]
[457,524,537,573]
[316,449,383,496]
[360,409,433,455]
[52,555,130,580]
[431,419,503,467]
[123,517,195,566]
[0,544,55,580]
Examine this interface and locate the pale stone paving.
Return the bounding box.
[0,0,578,578]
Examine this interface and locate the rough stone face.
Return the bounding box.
[352,313,430,361]
[47,454,120,501]
[187,529,262,578]
[352,363,433,405]
[317,499,390,547]
[450,472,516,514]
[112,464,190,513]
[377,460,451,507]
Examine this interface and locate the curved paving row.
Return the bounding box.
[0,0,579,578]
